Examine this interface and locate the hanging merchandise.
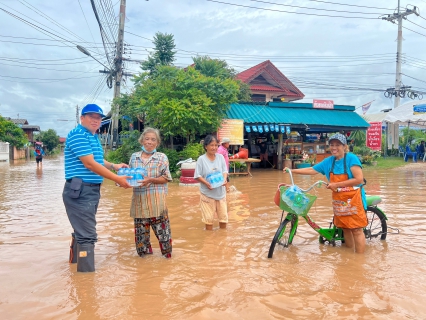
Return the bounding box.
[280,125,285,133]
[245,125,251,133]
[270,124,275,132]
[286,126,291,134]
[258,125,263,133]
[252,125,258,132]
[275,124,279,132]
[264,125,269,133]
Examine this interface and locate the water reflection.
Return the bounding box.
[0,157,425,319]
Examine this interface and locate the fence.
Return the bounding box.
[98,134,130,146]
[0,142,10,162]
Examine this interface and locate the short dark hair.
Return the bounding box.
[203,135,219,151]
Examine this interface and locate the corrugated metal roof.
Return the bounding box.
[226,103,370,130]
[363,113,388,123]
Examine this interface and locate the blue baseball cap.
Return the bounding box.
[81,104,106,117]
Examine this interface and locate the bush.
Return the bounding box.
[353,145,372,156]
[158,147,180,176]
[361,155,373,165]
[179,142,204,160]
[106,130,141,164]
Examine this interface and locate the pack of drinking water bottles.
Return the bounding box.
[205,171,224,189]
[281,185,316,215]
[117,167,147,187]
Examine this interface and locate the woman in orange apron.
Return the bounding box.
[284,133,367,253]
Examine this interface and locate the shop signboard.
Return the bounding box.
[413,104,426,115]
[366,122,382,151]
[218,119,244,145]
[313,99,334,109]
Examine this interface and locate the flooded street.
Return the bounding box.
[1,156,426,319]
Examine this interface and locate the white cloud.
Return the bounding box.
[0,0,425,136]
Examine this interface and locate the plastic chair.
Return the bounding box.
[404,145,417,162]
[398,146,405,157]
[416,145,424,161]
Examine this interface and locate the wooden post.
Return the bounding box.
[277,133,283,170]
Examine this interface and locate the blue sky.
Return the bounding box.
[1,0,426,137]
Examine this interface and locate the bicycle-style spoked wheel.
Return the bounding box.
[268,218,296,258]
[364,206,387,240]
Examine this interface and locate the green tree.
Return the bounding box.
[38,129,59,153]
[192,55,236,79]
[0,115,28,148]
[192,55,251,101]
[106,130,141,164]
[136,32,176,79]
[348,130,366,147]
[121,65,240,142]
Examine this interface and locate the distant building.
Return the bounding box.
[4,118,40,143]
[236,60,304,102]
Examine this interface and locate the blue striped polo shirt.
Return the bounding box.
[64,124,104,183]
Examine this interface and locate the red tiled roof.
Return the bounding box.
[236,60,304,100]
[59,137,66,143]
[250,85,286,92]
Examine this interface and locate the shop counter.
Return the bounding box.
[229,158,261,177]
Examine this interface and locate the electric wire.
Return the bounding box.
[304,0,394,10]
[78,0,103,56]
[248,0,384,15]
[0,5,108,64]
[205,0,381,19]
[18,0,94,48]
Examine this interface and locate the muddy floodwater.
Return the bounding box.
[1,156,426,319]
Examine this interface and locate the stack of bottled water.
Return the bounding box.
[281,185,309,215]
[206,171,224,189]
[117,167,147,187]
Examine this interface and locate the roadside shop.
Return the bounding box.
[221,100,370,170]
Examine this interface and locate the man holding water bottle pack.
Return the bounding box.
[194,135,229,231]
[62,104,131,272]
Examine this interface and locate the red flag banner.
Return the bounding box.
[366,122,382,151]
[362,100,374,114]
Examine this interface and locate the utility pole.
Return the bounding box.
[382,1,419,109]
[110,0,126,150]
[76,105,80,126]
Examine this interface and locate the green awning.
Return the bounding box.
[226,102,370,131]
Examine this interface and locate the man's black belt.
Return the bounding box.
[66,179,101,186]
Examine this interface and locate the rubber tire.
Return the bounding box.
[268,219,295,258]
[364,206,387,241]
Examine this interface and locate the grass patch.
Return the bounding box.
[364,156,407,170]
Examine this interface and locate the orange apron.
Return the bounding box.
[330,154,367,229]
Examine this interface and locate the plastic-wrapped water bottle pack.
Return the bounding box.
[281,185,309,215]
[206,171,224,189]
[117,167,147,187]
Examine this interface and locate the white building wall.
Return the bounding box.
[0,142,10,162]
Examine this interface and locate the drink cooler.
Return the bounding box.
[179,162,199,186]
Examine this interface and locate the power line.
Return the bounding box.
[205,0,380,19]
[402,24,426,38]
[0,5,107,65]
[402,73,426,85]
[78,0,103,56]
[406,18,426,30]
[0,74,101,81]
[248,0,384,15]
[304,0,394,10]
[18,0,93,47]
[0,61,100,73]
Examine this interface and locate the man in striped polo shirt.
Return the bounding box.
[62,104,131,272]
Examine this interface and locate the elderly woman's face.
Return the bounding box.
[141,132,158,152]
[205,140,219,155]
